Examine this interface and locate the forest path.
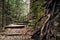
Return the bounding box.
[0,23,34,40]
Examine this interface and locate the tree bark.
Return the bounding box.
[39,0,60,40]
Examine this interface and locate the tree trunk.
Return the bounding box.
[39,0,60,40]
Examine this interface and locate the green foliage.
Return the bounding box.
[29,0,45,26]
[4,0,25,23]
[30,0,45,19]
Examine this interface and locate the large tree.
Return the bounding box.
[40,0,60,40]
[31,0,60,40]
